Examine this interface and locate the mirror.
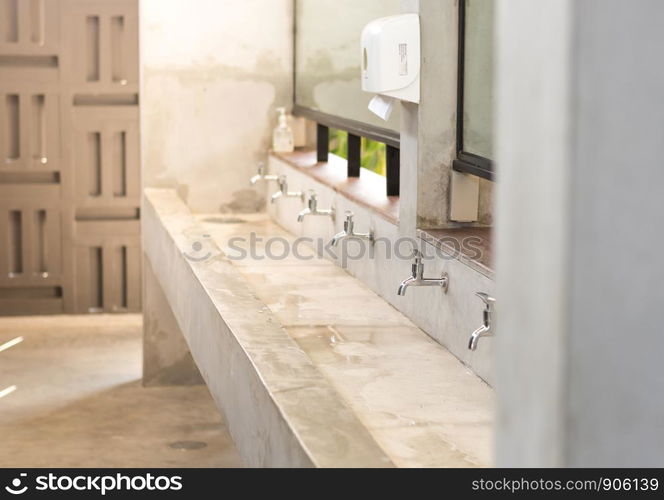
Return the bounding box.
[463,0,495,159]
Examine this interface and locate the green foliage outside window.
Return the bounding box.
[329,129,386,176]
[329,128,348,161]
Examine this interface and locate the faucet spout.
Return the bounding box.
[271,191,283,204]
[297,208,311,222]
[397,277,416,296]
[468,325,490,351]
[330,230,347,247]
[467,292,496,350]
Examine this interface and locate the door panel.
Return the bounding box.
[0,0,139,315]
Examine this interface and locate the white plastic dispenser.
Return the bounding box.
[361,13,420,121]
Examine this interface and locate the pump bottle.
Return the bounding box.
[272,107,294,153]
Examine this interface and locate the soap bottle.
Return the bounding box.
[273,107,294,153]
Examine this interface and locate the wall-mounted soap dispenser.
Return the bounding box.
[361,13,420,120]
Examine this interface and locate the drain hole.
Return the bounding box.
[169,440,208,451]
[202,217,246,224]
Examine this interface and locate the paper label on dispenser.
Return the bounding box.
[399,43,408,76]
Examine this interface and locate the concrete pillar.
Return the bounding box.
[399,0,458,236]
[143,256,203,386]
[495,0,664,466]
[399,0,493,236]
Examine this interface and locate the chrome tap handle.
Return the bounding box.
[411,250,424,279]
[277,175,287,193]
[343,211,354,233]
[307,191,318,211]
[476,292,495,329]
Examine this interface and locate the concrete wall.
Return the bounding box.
[140,0,293,213]
[495,0,664,467]
[140,0,292,385]
[268,155,496,384]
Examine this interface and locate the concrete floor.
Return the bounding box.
[0,314,243,468]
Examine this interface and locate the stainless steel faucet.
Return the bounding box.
[330,211,374,246]
[298,191,335,222]
[397,250,449,296]
[250,162,279,185]
[271,175,304,204]
[468,292,496,351]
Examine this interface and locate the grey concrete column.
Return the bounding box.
[399,0,458,236]
[143,255,203,386]
[399,0,493,236]
[495,0,664,466]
